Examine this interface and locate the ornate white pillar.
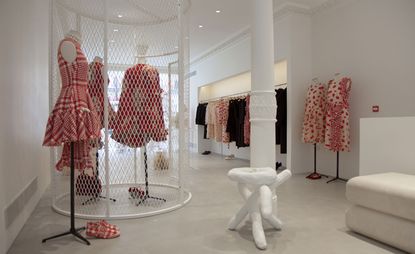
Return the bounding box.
[250,0,276,169]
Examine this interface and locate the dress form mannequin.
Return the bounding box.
[135,44,149,64]
[61,30,82,63]
[93,56,103,63]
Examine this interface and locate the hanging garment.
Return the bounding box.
[111,64,168,148]
[205,101,218,139]
[217,99,230,143]
[324,77,352,152]
[195,103,208,139]
[227,98,247,148]
[275,88,287,154]
[43,37,100,171]
[302,83,327,144]
[195,103,207,125]
[88,61,116,129]
[244,95,250,145]
[214,102,223,142]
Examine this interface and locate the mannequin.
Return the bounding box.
[93,56,103,64]
[61,30,82,63]
[135,44,149,64]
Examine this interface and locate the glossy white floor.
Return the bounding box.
[9,153,405,254]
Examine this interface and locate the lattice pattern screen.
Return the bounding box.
[50,0,190,219]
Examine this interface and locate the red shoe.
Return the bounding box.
[128,187,145,199]
[87,220,118,231]
[86,222,120,239]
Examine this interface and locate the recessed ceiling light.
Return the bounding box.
[117,14,123,18]
[198,25,203,28]
[215,10,221,13]
[110,40,115,43]
[175,46,179,49]
[113,29,119,32]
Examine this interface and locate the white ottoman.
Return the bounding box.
[346,173,415,253]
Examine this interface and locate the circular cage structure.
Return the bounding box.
[49,0,191,219]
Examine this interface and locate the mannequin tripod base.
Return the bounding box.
[135,195,166,206]
[42,227,90,245]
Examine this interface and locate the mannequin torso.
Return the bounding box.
[61,30,82,63]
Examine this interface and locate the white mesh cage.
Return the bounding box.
[50,0,191,219]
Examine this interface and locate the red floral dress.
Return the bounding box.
[324,77,352,152]
[111,64,167,148]
[302,83,327,144]
[216,99,230,143]
[43,37,100,171]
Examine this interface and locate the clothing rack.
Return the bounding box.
[326,152,348,183]
[306,143,328,180]
[199,83,287,104]
[42,142,90,245]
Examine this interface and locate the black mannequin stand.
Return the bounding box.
[135,144,166,206]
[82,151,116,205]
[42,142,90,245]
[327,151,348,183]
[306,143,329,180]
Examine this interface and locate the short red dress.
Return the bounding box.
[88,61,115,129]
[111,64,168,148]
[302,83,327,144]
[324,77,352,152]
[43,37,100,171]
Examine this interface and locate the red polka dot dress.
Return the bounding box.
[302,83,327,144]
[111,64,168,148]
[324,77,352,152]
[43,37,101,171]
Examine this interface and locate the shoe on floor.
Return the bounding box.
[201,151,211,155]
[86,221,120,239]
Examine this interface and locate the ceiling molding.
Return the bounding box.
[190,0,340,66]
[310,0,342,15]
[190,27,250,66]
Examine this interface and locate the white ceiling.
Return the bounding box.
[189,0,331,60]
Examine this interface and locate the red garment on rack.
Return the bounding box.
[111,64,167,148]
[324,77,352,152]
[302,83,327,144]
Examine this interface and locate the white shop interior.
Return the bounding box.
[1,0,415,253]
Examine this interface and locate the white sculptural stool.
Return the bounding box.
[228,167,292,250]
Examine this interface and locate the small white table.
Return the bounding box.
[228,167,291,250]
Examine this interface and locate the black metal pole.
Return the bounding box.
[327,151,347,184]
[70,142,75,230]
[135,144,166,206]
[314,144,317,174]
[42,142,90,245]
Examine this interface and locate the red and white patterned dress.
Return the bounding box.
[88,61,115,129]
[324,77,352,152]
[111,64,168,148]
[43,37,100,171]
[302,83,327,144]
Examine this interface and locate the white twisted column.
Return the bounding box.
[250,0,276,169]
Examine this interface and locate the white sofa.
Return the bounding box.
[346,173,415,253]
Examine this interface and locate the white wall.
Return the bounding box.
[0,0,50,253]
[311,0,415,179]
[190,13,314,173]
[360,117,415,176]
